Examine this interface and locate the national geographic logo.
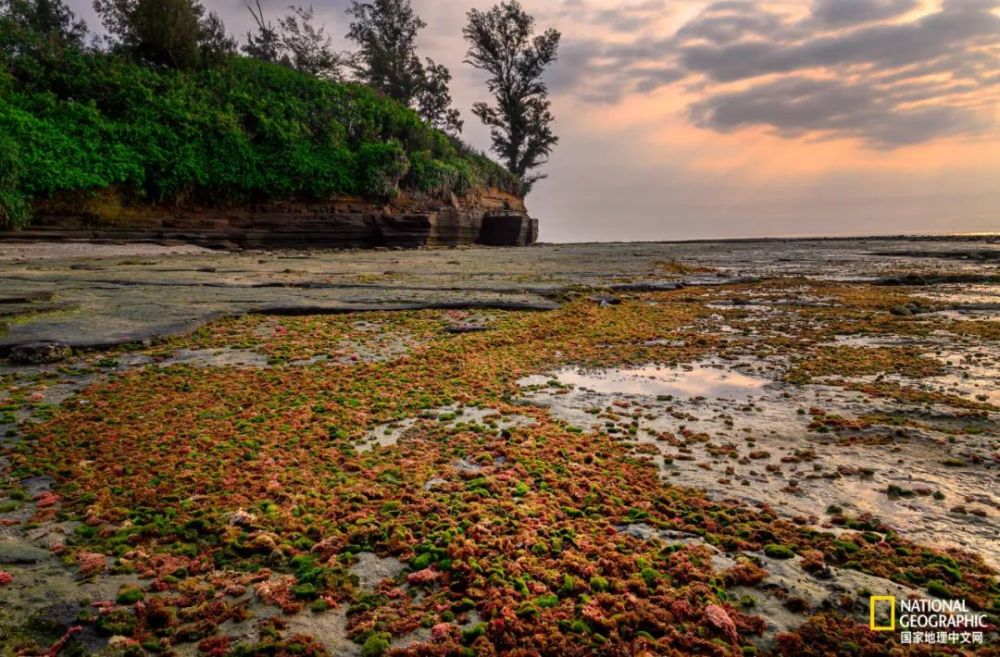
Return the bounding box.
[869,596,989,646]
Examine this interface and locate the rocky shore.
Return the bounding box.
[0,237,997,657]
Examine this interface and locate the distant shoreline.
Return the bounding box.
[544,233,999,246]
[0,232,996,259]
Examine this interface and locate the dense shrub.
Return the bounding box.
[0,135,30,228]
[0,39,521,226]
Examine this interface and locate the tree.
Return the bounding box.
[347,0,461,134]
[93,0,234,69]
[463,0,559,191]
[277,5,343,79]
[0,0,87,47]
[243,0,280,63]
[131,0,200,69]
[346,0,423,101]
[417,59,461,135]
[198,9,236,66]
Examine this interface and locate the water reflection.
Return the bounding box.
[521,364,770,399]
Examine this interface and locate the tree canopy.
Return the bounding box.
[93,0,234,70]
[347,0,462,134]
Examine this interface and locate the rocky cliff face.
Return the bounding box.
[6,189,537,249]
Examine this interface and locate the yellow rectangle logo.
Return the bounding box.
[870,596,896,631]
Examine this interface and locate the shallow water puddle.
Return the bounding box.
[358,405,537,453]
[519,362,1000,567]
[520,363,771,399]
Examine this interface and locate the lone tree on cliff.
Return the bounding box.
[346,0,461,134]
[463,0,560,192]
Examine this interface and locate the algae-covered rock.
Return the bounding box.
[8,341,71,365]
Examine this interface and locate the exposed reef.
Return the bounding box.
[0,238,998,656]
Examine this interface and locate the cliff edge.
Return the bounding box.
[4,189,537,249]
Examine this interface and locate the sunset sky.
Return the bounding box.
[67,0,1000,241]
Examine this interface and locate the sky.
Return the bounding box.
[65,0,1000,242]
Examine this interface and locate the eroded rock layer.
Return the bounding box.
[2,190,536,249]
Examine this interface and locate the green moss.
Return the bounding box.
[360,632,391,657]
[927,579,952,598]
[292,582,318,599]
[96,608,137,636]
[763,544,795,559]
[588,575,609,592]
[115,587,145,604]
[461,622,487,645]
[309,599,330,612]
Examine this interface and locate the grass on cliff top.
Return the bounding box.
[0,42,520,229]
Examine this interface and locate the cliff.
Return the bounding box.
[1,52,533,248]
[5,189,538,249]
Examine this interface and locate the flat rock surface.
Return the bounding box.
[0,539,51,564]
[0,238,997,351]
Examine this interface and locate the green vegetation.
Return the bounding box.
[347,0,462,134]
[115,586,145,604]
[0,135,30,228]
[0,0,520,229]
[763,544,796,559]
[360,632,390,657]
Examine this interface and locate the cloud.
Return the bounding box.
[675,1,791,44]
[555,0,674,33]
[550,0,1000,147]
[689,75,987,147]
[676,1,1000,81]
[809,0,919,27]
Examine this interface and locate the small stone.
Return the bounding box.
[8,341,71,365]
[590,295,622,307]
[445,325,489,334]
[228,509,257,527]
[424,477,448,491]
[889,305,912,317]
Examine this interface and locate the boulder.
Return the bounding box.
[8,341,71,364]
[478,213,536,246]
